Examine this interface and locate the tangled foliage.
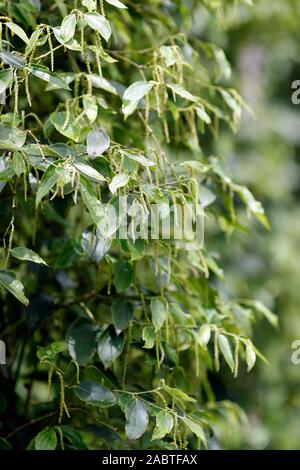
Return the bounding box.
[0,0,274,450]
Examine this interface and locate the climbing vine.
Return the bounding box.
[0,0,276,451]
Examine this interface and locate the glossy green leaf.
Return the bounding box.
[109,173,129,194]
[163,385,197,404]
[97,329,125,369]
[0,51,25,68]
[151,411,174,441]
[197,324,211,347]
[125,398,148,440]
[105,0,127,8]
[60,13,77,43]
[113,261,133,292]
[28,64,70,90]
[52,27,82,50]
[35,428,57,450]
[83,94,98,123]
[0,125,26,150]
[87,128,110,158]
[88,74,118,95]
[0,69,13,94]
[74,161,106,182]
[80,175,109,235]
[160,45,177,67]
[150,297,166,333]
[122,81,154,118]
[111,299,133,334]
[0,270,29,306]
[75,380,116,406]
[11,247,48,265]
[84,13,111,41]
[167,83,198,102]
[50,111,81,141]
[142,326,155,349]
[6,22,29,44]
[246,343,256,372]
[82,0,96,10]
[123,150,156,167]
[36,165,57,206]
[218,334,234,371]
[195,106,211,124]
[181,416,206,444]
[58,426,87,450]
[12,152,26,177]
[67,318,98,365]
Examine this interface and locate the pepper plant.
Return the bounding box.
[0,0,275,450]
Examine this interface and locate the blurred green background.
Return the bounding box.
[197,0,300,449]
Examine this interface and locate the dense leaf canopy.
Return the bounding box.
[0,0,279,450]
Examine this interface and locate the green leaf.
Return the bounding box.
[195,106,211,124]
[52,27,82,50]
[163,385,196,404]
[105,0,127,8]
[142,326,155,349]
[128,238,145,261]
[0,125,26,150]
[50,111,81,141]
[0,69,13,94]
[246,342,256,372]
[0,270,29,306]
[109,173,129,194]
[122,81,154,118]
[181,416,206,444]
[251,300,278,328]
[160,45,177,67]
[58,426,87,450]
[87,128,110,158]
[123,150,156,167]
[74,161,106,182]
[97,329,125,369]
[233,184,269,229]
[123,81,154,102]
[83,94,98,123]
[81,228,111,261]
[11,247,48,265]
[36,165,57,207]
[35,428,57,450]
[25,29,43,55]
[37,341,66,360]
[151,411,173,441]
[84,13,111,41]
[60,13,77,43]
[150,297,166,333]
[75,380,116,406]
[80,175,109,235]
[125,398,148,440]
[112,299,133,334]
[0,438,12,450]
[0,159,14,182]
[28,65,70,90]
[113,261,133,292]
[83,0,96,11]
[66,318,98,365]
[6,22,29,44]
[220,89,241,117]
[218,334,234,371]
[0,51,25,69]
[12,151,26,177]
[197,324,211,347]
[167,83,198,102]
[88,74,118,95]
